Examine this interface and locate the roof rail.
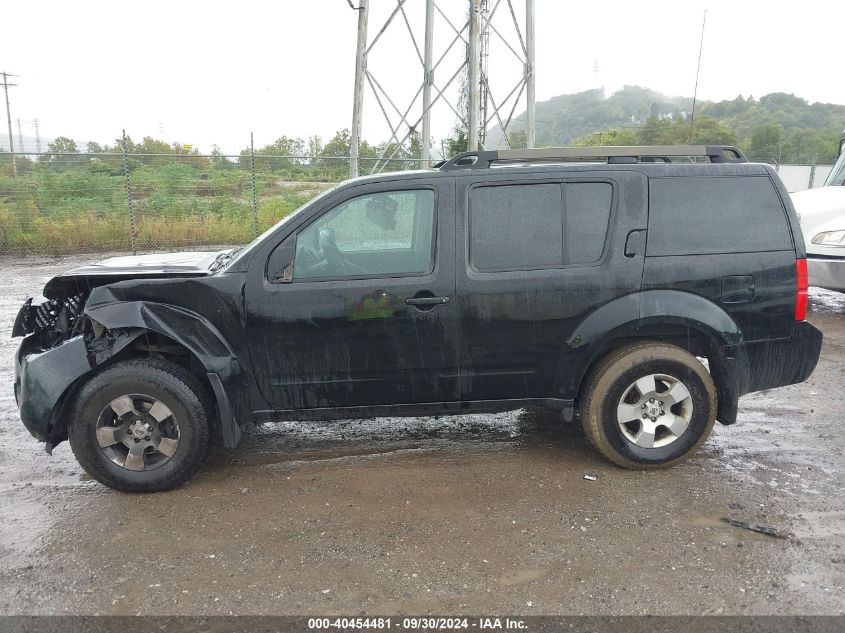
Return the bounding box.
[439,145,748,170]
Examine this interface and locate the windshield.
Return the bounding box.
[225,185,338,268]
[825,141,845,186]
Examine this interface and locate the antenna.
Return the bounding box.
[688,10,707,144]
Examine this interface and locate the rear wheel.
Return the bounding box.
[580,342,716,469]
[69,359,212,492]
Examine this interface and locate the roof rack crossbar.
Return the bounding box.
[439,145,747,170]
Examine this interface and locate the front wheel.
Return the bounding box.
[580,342,717,469]
[68,359,212,492]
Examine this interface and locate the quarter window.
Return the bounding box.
[293,189,435,280]
[469,182,612,271]
[648,177,792,255]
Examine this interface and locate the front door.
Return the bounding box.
[245,179,459,412]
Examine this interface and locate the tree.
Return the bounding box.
[442,125,468,158]
[139,137,173,154]
[574,128,638,147]
[638,117,674,144]
[749,122,784,162]
[683,116,739,146]
[313,129,376,180]
[39,136,81,169]
[571,115,738,150]
[255,136,307,172]
[0,152,33,176]
[210,145,235,171]
[307,136,323,164]
[508,130,528,149]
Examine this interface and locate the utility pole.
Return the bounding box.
[33,118,42,154]
[526,0,535,148]
[2,71,18,177]
[349,0,369,178]
[467,0,481,151]
[421,0,434,168]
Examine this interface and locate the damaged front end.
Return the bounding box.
[13,292,93,451]
[13,290,154,452]
[13,249,245,455]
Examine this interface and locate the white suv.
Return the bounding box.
[791,135,845,292]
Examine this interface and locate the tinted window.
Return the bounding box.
[566,183,613,264]
[648,177,792,256]
[294,189,435,280]
[469,182,612,271]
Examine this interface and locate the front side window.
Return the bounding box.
[293,189,435,280]
[469,182,612,272]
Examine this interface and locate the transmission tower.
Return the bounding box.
[16,118,24,155]
[478,0,490,147]
[33,118,42,154]
[348,0,535,177]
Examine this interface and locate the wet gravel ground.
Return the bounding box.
[0,255,843,616]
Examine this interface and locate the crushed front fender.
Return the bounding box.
[15,335,92,444]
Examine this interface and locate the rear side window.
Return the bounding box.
[469,182,612,271]
[648,177,793,256]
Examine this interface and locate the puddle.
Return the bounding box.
[809,287,845,314]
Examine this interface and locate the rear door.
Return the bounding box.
[455,170,648,401]
[643,174,797,341]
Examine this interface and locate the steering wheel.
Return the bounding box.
[318,228,367,276]
[294,245,322,276]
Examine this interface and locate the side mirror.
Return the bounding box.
[267,235,296,284]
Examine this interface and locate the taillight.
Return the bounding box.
[795,258,808,321]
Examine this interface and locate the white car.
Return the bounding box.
[791,140,845,292]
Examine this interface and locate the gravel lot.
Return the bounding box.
[0,255,843,616]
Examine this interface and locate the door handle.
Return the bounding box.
[405,296,451,306]
[624,229,647,258]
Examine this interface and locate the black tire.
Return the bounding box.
[580,342,717,469]
[68,359,213,492]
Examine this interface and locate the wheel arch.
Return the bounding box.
[558,290,745,425]
[84,300,240,376]
[46,300,244,451]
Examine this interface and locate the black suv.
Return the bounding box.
[13,145,823,492]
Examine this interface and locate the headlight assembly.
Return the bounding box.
[811,230,845,246]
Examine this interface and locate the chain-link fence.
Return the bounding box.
[0,145,834,257]
[0,141,426,256]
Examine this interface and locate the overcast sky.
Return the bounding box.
[2,0,844,154]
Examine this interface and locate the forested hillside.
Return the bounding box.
[493,86,845,163]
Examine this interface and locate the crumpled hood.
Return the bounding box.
[42,250,228,298]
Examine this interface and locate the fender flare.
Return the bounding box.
[555,290,746,424]
[84,299,243,447]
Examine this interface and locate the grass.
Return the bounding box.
[0,162,334,256]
